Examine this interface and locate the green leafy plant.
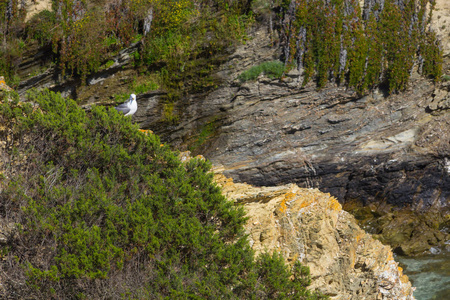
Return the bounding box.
[442,74,450,82]
[162,101,179,123]
[133,81,159,94]
[252,252,323,299]
[26,10,56,46]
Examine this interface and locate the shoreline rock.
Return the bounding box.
[344,201,450,256]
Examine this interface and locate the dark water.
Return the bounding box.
[396,252,450,300]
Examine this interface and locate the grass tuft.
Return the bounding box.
[238,60,285,82]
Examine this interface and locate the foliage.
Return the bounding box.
[0,0,27,86]
[139,1,254,100]
[249,252,327,299]
[130,76,159,94]
[442,74,450,82]
[162,101,179,123]
[238,60,286,82]
[151,0,195,34]
[0,89,327,299]
[26,10,56,46]
[0,0,254,101]
[280,0,443,94]
[102,59,115,69]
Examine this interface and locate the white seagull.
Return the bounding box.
[115,94,137,116]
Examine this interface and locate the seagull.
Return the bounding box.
[115,94,137,116]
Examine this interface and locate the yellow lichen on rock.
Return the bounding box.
[211,165,415,300]
[278,198,288,214]
[327,196,342,211]
[401,274,410,284]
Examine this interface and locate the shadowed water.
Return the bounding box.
[396,253,450,300]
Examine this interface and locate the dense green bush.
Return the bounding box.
[0,90,327,299]
[0,0,27,86]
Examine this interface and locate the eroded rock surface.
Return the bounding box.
[345,201,450,256]
[214,168,415,299]
[24,0,52,21]
[431,0,450,57]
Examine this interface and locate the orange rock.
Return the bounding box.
[138,129,153,135]
[0,76,13,92]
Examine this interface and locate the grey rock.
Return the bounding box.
[142,26,450,216]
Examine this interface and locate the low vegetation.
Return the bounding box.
[239,60,286,82]
[0,89,328,299]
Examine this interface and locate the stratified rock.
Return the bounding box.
[155,24,449,216]
[213,168,415,300]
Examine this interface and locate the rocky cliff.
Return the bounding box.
[149,23,449,254]
[14,0,450,255]
[211,162,415,299]
[153,22,449,210]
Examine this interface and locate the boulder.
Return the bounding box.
[214,168,415,299]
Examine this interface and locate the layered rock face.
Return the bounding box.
[155,19,449,253]
[157,24,449,213]
[214,167,415,299]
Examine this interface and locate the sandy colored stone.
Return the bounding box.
[24,0,52,21]
[431,0,450,57]
[213,169,415,300]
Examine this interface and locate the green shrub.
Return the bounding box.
[26,10,56,46]
[133,81,159,94]
[162,101,179,123]
[238,60,285,82]
[0,89,327,299]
